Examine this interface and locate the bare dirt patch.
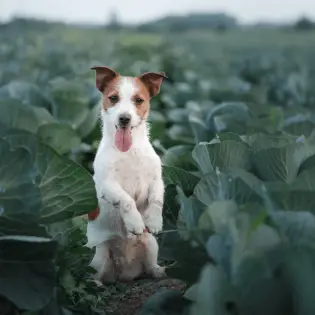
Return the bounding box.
[104,278,186,315]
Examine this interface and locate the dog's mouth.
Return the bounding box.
[114,126,132,152]
[114,120,144,152]
[115,125,134,130]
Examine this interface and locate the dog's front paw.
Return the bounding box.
[124,211,146,235]
[143,213,163,234]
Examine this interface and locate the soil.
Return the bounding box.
[103,278,186,315]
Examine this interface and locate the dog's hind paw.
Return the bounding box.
[150,265,166,278]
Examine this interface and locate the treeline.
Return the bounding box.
[293,16,315,31]
[107,12,315,33]
[1,14,315,33]
[135,13,238,33]
[0,17,62,31]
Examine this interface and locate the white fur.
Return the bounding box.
[86,77,165,282]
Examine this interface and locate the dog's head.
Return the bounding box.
[91,66,167,152]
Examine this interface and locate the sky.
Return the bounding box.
[0,0,315,25]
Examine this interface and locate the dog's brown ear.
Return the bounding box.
[138,72,167,97]
[91,66,118,92]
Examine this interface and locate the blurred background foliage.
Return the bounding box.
[1,9,315,315]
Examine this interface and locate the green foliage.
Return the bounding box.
[0,124,97,313]
[2,18,315,315]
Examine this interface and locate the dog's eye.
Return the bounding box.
[135,98,144,105]
[109,95,119,103]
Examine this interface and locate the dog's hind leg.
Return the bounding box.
[119,260,143,282]
[117,235,144,281]
[90,242,116,283]
[142,233,166,278]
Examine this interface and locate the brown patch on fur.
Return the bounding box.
[91,66,118,92]
[132,77,151,119]
[102,76,121,111]
[138,72,167,97]
[91,66,121,111]
[88,206,100,221]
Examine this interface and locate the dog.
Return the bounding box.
[85,66,167,283]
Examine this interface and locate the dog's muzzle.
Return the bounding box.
[118,113,131,128]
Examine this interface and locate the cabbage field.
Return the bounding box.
[1,21,315,315]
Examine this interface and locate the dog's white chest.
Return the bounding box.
[113,149,156,208]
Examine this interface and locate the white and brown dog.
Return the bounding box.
[85,66,167,283]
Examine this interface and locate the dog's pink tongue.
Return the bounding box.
[115,128,132,152]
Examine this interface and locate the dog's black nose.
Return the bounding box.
[118,113,131,127]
